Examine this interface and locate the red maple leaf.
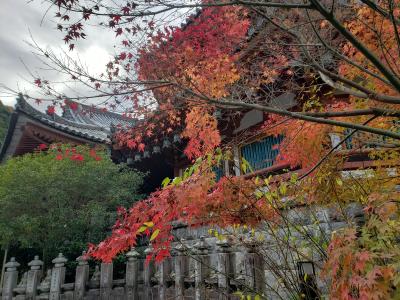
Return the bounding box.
[122,7,130,15]
[38,144,47,151]
[71,154,84,161]
[46,105,56,115]
[127,139,136,149]
[115,28,123,36]
[113,15,121,23]
[68,101,78,111]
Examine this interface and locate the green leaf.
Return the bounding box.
[172,177,182,185]
[137,226,147,233]
[279,184,287,196]
[161,177,171,187]
[150,229,160,241]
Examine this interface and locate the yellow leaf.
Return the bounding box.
[150,229,160,241]
[137,226,147,233]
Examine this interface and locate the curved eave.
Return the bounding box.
[0,110,109,162]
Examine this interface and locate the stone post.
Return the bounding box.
[143,244,154,300]
[26,255,44,299]
[73,252,89,300]
[1,257,20,300]
[156,255,170,300]
[173,240,186,300]
[125,247,140,300]
[49,253,67,300]
[244,238,265,297]
[100,262,113,300]
[216,239,231,300]
[194,236,210,300]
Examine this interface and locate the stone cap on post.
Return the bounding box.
[216,239,231,253]
[173,238,189,256]
[126,247,140,261]
[4,257,20,271]
[244,235,263,252]
[52,253,68,267]
[144,243,153,256]
[28,255,44,270]
[76,251,89,265]
[193,236,210,255]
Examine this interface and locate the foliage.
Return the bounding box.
[0,144,143,263]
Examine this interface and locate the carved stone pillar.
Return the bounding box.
[1,257,20,300]
[26,255,44,299]
[143,244,154,300]
[173,240,187,300]
[244,237,265,297]
[216,239,231,300]
[73,252,89,300]
[156,255,170,300]
[49,253,67,300]
[125,247,140,300]
[194,236,210,300]
[100,262,113,300]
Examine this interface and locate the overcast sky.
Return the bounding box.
[0,0,116,107]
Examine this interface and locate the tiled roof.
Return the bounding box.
[62,102,135,129]
[16,96,135,143]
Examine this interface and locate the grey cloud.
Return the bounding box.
[0,0,116,107]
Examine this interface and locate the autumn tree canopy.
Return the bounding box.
[6,0,400,298]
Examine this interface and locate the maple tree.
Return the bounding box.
[7,0,400,297]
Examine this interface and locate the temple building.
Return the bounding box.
[0,95,134,162]
[0,94,176,193]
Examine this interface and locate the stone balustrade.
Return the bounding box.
[1,203,361,300]
[0,236,272,300]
